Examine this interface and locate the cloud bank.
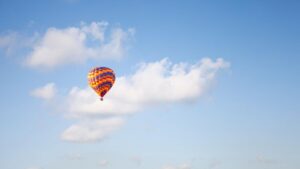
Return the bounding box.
[67,57,229,118]
[33,57,229,143]
[66,57,229,142]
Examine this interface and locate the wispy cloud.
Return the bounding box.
[99,159,109,167]
[67,153,82,160]
[30,83,56,100]
[0,32,37,56]
[131,156,142,166]
[256,154,277,164]
[209,159,222,169]
[61,117,125,142]
[0,32,18,55]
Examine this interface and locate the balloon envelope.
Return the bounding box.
[88,67,115,100]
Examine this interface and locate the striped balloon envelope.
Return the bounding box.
[87,67,115,101]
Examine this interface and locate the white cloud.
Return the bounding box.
[25,21,134,69]
[66,57,229,118]
[81,21,108,41]
[31,83,56,100]
[61,117,125,143]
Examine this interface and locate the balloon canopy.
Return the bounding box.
[87,67,115,101]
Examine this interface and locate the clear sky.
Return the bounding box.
[0,0,299,169]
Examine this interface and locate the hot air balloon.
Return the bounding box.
[88,67,115,101]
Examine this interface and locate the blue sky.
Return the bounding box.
[0,0,300,169]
